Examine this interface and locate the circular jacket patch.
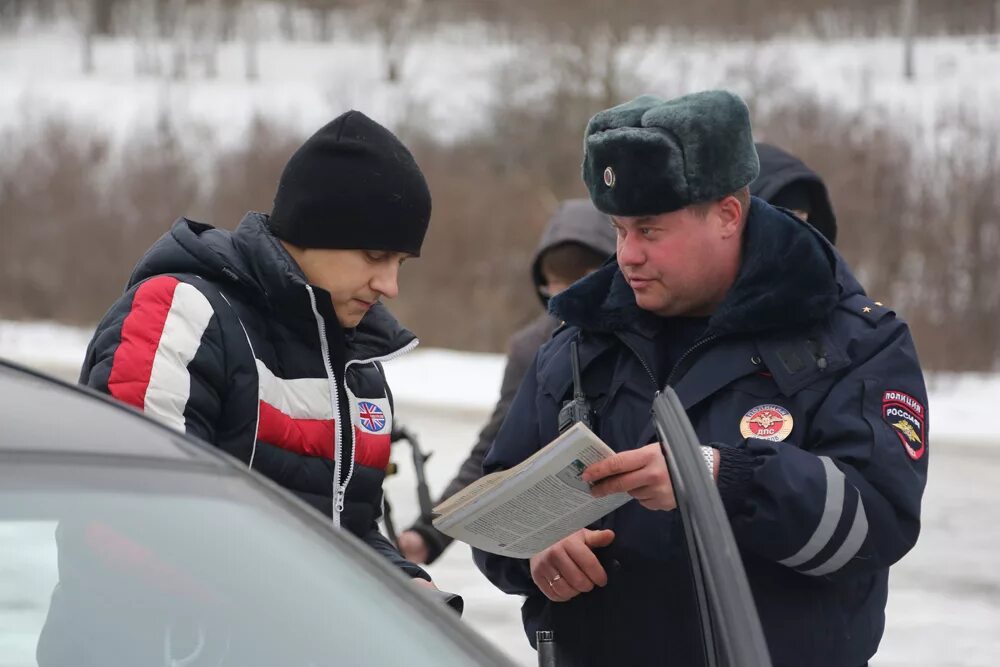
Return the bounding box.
[740,404,794,442]
[358,401,387,432]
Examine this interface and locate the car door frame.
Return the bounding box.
[653,387,772,667]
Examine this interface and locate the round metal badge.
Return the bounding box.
[739,404,794,442]
[603,166,616,188]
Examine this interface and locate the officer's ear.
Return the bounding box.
[717,187,749,240]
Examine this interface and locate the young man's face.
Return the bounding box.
[286,247,410,328]
[612,196,744,318]
[539,277,575,300]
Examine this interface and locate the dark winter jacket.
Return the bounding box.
[79,212,427,579]
[474,198,928,667]
[409,199,616,562]
[751,142,838,244]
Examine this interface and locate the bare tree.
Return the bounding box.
[363,0,425,83]
[79,0,97,74]
[130,0,162,76]
[168,0,188,79]
[901,0,918,79]
[298,0,351,41]
[993,0,1000,47]
[189,0,224,78]
[278,0,295,40]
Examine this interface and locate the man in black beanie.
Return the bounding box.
[475,90,927,667]
[75,111,435,588]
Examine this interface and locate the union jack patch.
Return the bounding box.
[358,401,387,433]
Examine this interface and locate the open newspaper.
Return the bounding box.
[432,423,630,558]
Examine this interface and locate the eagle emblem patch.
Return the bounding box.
[882,390,926,460]
[740,404,794,442]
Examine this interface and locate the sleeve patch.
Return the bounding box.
[882,390,926,460]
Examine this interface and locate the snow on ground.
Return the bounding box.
[2,320,997,446]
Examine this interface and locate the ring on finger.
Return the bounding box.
[551,574,562,584]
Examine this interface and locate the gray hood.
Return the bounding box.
[530,198,617,304]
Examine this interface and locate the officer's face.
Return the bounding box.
[282,245,411,328]
[612,196,744,317]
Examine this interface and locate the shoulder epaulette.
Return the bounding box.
[838,294,894,326]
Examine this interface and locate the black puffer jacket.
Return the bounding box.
[80,212,427,578]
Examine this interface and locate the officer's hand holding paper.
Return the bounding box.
[432,423,630,558]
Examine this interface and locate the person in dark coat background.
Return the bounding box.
[751,141,838,244]
[474,91,928,667]
[399,199,617,564]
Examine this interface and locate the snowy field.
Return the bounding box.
[1,24,999,153]
[1,321,999,665]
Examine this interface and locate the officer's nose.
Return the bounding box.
[617,233,644,268]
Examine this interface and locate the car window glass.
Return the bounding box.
[0,490,480,667]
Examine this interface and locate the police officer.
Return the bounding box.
[474,90,928,667]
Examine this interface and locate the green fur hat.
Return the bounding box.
[583,90,760,216]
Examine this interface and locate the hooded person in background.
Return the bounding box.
[751,142,838,244]
[399,199,617,565]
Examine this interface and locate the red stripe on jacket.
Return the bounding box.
[257,401,336,459]
[107,276,180,410]
[354,427,391,469]
[257,402,390,469]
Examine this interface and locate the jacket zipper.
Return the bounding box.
[306,286,346,529]
[307,285,421,526]
[666,334,719,387]
[339,338,419,512]
[615,333,660,396]
[616,331,722,397]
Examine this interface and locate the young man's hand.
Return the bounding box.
[583,442,679,511]
[398,530,430,564]
[529,528,615,602]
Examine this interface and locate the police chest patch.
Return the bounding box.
[740,404,794,442]
[882,390,925,460]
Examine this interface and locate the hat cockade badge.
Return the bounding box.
[603,166,616,188]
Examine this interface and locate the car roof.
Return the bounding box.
[0,359,222,463]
